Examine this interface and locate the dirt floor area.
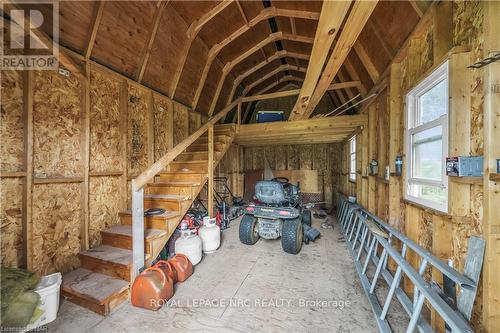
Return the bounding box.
[47,214,397,333]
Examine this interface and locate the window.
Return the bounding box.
[405,61,449,212]
[349,136,356,182]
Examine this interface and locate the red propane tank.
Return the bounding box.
[131,267,173,310]
[169,253,193,282]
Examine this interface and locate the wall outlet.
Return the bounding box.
[58,68,70,77]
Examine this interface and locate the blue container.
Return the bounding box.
[256,111,284,123]
[497,159,500,173]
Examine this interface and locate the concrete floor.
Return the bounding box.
[48,215,388,333]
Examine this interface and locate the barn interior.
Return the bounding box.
[1,1,499,332]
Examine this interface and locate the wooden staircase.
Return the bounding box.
[61,124,236,315]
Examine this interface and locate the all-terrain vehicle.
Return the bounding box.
[239,177,312,254]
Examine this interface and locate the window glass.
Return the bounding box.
[418,79,447,125]
[412,126,442,181]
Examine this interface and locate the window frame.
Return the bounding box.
[404,61,449,213]
[349,135,356,182]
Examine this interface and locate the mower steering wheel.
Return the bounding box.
[272,177,289,184]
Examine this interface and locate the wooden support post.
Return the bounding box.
[208,124,214,217]
[119,79,129,210]
[483,2,500,331]
[449,52,472,217]
[131,185,144,281]
[432,1,452,62]
[367,104,376,212]
[80,62,91,251]
[237,101,242,126]
[22,70,33,270]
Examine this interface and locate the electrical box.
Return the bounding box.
[446,156,483,177]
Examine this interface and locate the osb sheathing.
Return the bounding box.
[32,183,81,274]
[188,111,201,134]
[127,85,149,176]
[173,103,189,146]
[89,70,122,172]
[33,71,82,177]
[1,70,24,172]
[0,178,23,267]
[153,95,171,161]
[89,176,121,247]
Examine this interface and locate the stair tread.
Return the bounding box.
[144,194,190,200]
[170,160,209,164]
[62,268,129,304]
[149,181,201,186]
[160,171,207,175]
[80,245,135,266]
[102,225,166,240]
[120,210,180,219]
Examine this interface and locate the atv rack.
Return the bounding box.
[336,194,484,333]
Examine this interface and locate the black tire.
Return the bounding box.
[281,218,303,254]
[301,209,312,227]
[239,214,259,245]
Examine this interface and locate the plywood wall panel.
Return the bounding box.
[189,112,201,134]
[127,85,149,175]
[153,95,171,161]
[89,69,122,172]
[1,70,24,172]
[32,183,81,275]
[0,178,24,267]
[89,176,121,247]
[173,103,189,146]
[33,71,82,178]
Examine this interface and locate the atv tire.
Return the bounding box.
[301,209,312,227]
[239,214,259,245]
[281,218,303,254]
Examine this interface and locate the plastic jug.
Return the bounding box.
[131,267,173,310]
[199,217,220,254]
[154,260,177,282]
[175,230,202,265]
[169,253,193,282]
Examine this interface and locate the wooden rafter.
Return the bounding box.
[235,0,248,25]
[290,17,297,36]
[291,1,351,119]
[86,1,105,59]
[336,69,356,100]
[2,2,86,80]
[409,0,426,18]
[242,64,307,96]
[136,1,168,82]
[228,50,310,103]
[169,0,233,97]
[344,57,368,96]
[205,32,314,115]
[193,7,320,111]
[292,1,378,120]
[353,41,379,83]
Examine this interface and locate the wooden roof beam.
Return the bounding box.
[353,41,379,84]
[242,89,300,102]
[192,7,320,111]
[206,32,314,115]
[293,1,378,120]
[136,1,168,82]
[85,1,105,59]
[169,0,233,97]
[344,57,368,96]
[241,64,307,97]
[290,1,351,120]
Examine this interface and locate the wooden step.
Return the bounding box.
[144,193,190,212]
[174,151,221,162]
[186,142,224,152]
[119,210,180,230]
[158,172,206,183]
[194,135,231,144]
[146,181,201,196]
[101,225,166,255]
[203,125,235,136]
[79,245,149,281]
[61,268,129,316]
[169,160,210,173]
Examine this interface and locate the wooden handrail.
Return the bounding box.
[132,98,241,191]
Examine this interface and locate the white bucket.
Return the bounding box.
[26,272,62,330]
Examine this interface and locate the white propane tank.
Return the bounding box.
[199,217,220,254]
[175,230,202,265]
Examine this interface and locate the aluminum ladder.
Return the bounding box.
[335,194,484,333]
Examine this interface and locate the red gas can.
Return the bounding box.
[131,267,174,310]
[155,260,177,282]
[169,253,193,282]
